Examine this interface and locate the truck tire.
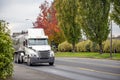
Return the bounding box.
[27,57,32,66]
[14,52,24,64]
[49,62,54,66]
[14,54,21,63]
[14,54,17,63]
[19,55,23,63]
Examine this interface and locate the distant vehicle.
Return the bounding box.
[14,28,55,66]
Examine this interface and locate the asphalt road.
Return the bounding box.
[14,58,120,80]
[13,63,71,80]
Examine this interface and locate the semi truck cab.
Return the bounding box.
[14,28,55,66]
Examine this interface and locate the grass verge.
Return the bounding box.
[55,52,120,60]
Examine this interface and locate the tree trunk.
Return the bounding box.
[72,43,75,52]
[99,42,103,54]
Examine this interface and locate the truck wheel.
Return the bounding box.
[19,56,23,63]
[27,57,32,66]
[14,54,17,63]
[15,54,20,63]
[19,52,24,63]
[49,62,54,66]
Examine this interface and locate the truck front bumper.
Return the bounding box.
[30,57,55,64]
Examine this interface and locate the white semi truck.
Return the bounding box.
[14,28,54,66]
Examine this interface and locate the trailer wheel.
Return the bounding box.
[49,62,54,66]
[27,57,32,66]
[14,53,20,63]
[19,52,24,63]
[14,54,17,63]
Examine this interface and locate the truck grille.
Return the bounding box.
[38,51,50,59]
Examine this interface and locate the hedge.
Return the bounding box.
[58,40,120,53]
[103,39,120,53]
[76,40,91,52]
[58,41,72,52]
[0,21,14,79]
[0,33,14,79]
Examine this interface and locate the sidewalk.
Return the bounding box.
[12,63,71,80]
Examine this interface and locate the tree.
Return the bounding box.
[34,1,65,45]
[77,0,110,54]
[54,0,81,52]
[0,20,14,79]
[111,0,120,26]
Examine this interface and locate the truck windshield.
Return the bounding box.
[28,39,48,45]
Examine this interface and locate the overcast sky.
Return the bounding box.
[0,0,53,33]
[0,0,120,36]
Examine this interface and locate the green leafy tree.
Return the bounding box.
[111,0,120,26]
[77,0,110,54]
[0,20,14,79]
[55,0,81,52]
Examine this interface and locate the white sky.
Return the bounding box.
[0,0,53,34]
[0,0,120,36]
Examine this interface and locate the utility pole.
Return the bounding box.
[110,19,112,59]
[110,3,113,59]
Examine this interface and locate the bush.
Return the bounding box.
[0,33,14,79]
[115,40,120,52]
[58,41,72,52]
[0,21,14,79]
[76,40,91,52]
[103,39,120,53]
[58,39,120,53]
[103,40,110,53]
[76,41,85,52]
[85,41,91,52]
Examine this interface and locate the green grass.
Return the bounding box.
[55,52,120,60]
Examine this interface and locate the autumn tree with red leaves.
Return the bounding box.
[34,1,65,47]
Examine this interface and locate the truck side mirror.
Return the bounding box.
[25,40,28,46]
[23,41,25,46]
[29,47,32,49]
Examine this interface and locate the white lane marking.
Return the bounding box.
[58,64,120,76]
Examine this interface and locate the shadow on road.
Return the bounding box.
[15,62,55,68]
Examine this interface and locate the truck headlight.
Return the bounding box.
[20,53,24,56]
[30,53,38,57]
[50,51,54,57]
